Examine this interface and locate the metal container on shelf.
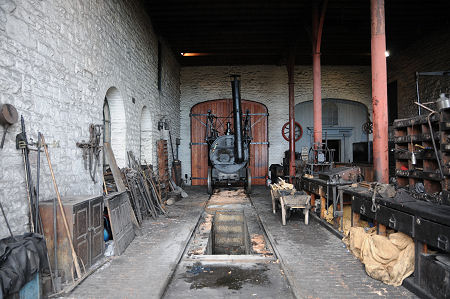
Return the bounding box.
[436,93,450,111]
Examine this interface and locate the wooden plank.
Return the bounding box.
[105,191,135,255]
[104,142,126,192]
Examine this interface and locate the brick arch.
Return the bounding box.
[105,87,127,167]
[140,106,153,164]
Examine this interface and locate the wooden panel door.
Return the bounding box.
[106,191,135,255]
[190,99,268,185]
[73,201,89,271]
[90,196,104,265]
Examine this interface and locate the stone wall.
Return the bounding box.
[179,65,371,184]
[0,0,180,238]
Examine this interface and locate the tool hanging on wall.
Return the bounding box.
[76,124,103,183]
[0,103,18,149]
[16,116,41,233]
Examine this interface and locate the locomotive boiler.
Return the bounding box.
[206,75,252,194]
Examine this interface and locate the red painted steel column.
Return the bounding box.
[312,0,327,148]
[287,53,296,183]
[371,0,389,183]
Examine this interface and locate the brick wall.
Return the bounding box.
[0,0,180,238]
[179,65,371,184]
[388,32,450,119]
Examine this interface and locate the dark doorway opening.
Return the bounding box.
[324,139,340,162]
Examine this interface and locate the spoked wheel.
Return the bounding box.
[207,167,213,195]
[245,167,252,194]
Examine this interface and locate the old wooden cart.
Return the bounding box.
[270,187,310,225]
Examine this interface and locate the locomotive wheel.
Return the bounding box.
[207,167,213,195]
[245,167,252,194]
[282,121,303,142]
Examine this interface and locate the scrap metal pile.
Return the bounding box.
[124,152,167,222]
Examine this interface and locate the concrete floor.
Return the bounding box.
[67,186,416,299]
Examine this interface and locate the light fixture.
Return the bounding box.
[385,50,390,57]
[180,53,210,57]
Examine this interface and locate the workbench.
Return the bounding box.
[300,175,353,232]
[340,185,450,298]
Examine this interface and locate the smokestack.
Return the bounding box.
[231,75,244,163]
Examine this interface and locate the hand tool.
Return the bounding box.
[42,134,82,279]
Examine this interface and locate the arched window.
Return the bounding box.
[323,102,338,126]
[103,98,111,169]
[103,87,127,167]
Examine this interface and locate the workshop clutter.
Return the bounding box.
[325,205,369,236]
[0,115,186,297]
[344,227,415,286]
[270,178,295,194]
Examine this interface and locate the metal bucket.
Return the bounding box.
[436,93,450,111]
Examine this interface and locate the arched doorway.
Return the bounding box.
[140,106,152,164]
[295,99,369,163]
[103,87,127,168]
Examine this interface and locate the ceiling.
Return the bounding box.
[143,0,450,66]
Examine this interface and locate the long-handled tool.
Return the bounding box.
[41,134,82,279]
[0,199,14,238]
[36,132,41,233]
[17,116,38,232]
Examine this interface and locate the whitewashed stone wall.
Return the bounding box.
[179,65,371,184]
[0,0,180,238]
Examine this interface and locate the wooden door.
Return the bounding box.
[73,201,90,271]
[90,196,104,265]
[190,99,268,185]
[106,191,135,255]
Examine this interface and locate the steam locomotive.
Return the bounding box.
[206,75,252,194]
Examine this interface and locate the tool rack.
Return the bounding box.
[440,109,450,204]
[393,114,443,194]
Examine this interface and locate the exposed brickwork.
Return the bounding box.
[179,65,371,183]
[0,0,180,238]
[388,32,450,119]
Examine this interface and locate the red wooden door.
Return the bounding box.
[190,99,268,185]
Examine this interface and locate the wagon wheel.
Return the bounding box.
[207,167,213,195]
[245,167,252,194]
[282,121,303,142]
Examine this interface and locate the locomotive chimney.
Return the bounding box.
[231,75,244,163]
